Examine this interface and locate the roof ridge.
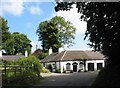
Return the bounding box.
[61,51,67,61]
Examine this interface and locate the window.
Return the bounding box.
[66,63,71,70]
[79,62,84,70]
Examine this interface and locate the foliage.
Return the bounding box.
[92,64,120,87]
[1,16,31,55]
[0,16,11,44]
[38,52,48,60]
[0,16,11,51]
[2,59,13,65]
[55,2,120,87]
[14,55,42,75]
[2,56,43,87]
[3,71,44,88]
[55,2,120,63]
[2,55,42,76]
[36,16,76,52]
[55,2,74,12]
[55,69,61,73]
[41,68,50,73]
[3,32,31,55]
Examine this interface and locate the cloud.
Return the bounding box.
[0,0,24,16]
[42,4,87,35]
[56,4,87,35]
[29,5,42,15]
[0,0,42,16]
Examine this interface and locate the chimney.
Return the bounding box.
[49,48,52,55]
[59,47,64,53]
[0,50,2,58]
[25,51,28,57]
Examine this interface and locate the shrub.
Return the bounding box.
[1,59,13,65]
[55,69,61,73]
[2,55,43,87]
[92,63,120,87]
[63,70,66,73]
[42,68,50,73]
[70,70,73,73]
[3,71,44,87]
[14,55,42,77]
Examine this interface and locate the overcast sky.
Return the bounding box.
[0,0,93,52]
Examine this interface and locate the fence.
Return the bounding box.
[1,65,34,84]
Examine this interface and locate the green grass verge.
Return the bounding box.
[2,72,44,88]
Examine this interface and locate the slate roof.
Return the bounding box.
[41,50,105,62]
[85,51,104,59]
[2,55,25,61]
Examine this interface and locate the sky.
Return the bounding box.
[0,0,93,53]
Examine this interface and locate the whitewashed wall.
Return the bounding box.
[42,59,105,73]
[44,62,55,69]
[60,61,84,73]
[43,62,60,72]
[86,60,105,71]
[56,62,60,69]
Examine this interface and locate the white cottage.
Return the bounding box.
[41,49,106,73]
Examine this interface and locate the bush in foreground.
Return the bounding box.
[2,55,43,87]
[92,63,120,87]
[14,55,42,76]
[41,68,50,73]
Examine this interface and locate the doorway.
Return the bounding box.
[97,63,103,70]
[88,63,94,71]
[73,62,78,72]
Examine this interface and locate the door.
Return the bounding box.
[73,62,78,72]
[97,63,103,70]
[88,63,94,71]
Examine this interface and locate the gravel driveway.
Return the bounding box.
[34,71,99,86]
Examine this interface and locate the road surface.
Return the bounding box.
[34,71,99,86]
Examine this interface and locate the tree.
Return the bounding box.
[1,16,31,55]
[0,16,11,43]
[0,16,11,50]
[55,2,120,87]
[2,37,14,55]
[55,2,120,64]
[12,32,31,55]
[36,16,76,53]
[3,32,31,55]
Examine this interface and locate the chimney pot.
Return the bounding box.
[25,51,28,57]
[59,47,64,53]
[0,50,2,58]
[49,48,52,55]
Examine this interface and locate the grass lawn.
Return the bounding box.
[2,72,44,88]
[2,78,44,88]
